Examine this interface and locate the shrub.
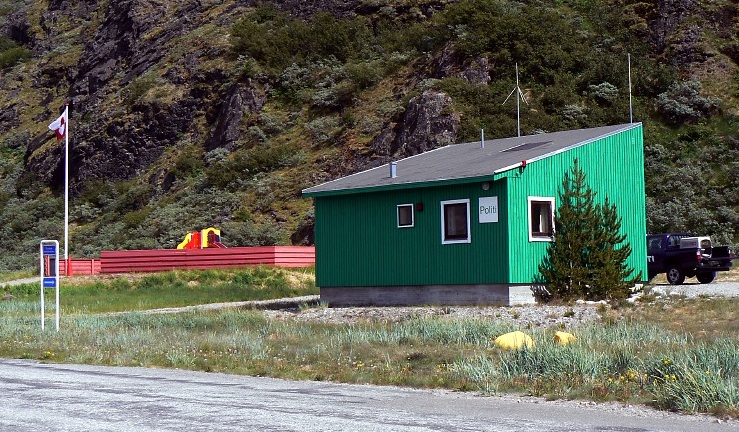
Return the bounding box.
[258,112,288,135]
[221,220,285,246]
[125,72,165,106]
[71,203,103,224]
[587,82,619,104]
[561,104,588,124]
[172,146,204,179]
[3,130,29,149]
[305,116,342,146]
[204,148,230,164]
[0,41,31,69]
[247,126,267,143]
[655,81,720,124]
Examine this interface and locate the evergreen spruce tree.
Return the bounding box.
[538,159,639,302]
[589,197,642,301]
[538,159,600,300]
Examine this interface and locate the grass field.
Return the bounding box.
[1,266,738,418]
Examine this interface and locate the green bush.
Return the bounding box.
[0,38,31,69]
[125,72,164,106]
[305,116,342,146]
[172,146,204,179]
[655,81,721,124]
[221,220,285,246]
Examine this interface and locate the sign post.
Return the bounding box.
[39,240,60,332]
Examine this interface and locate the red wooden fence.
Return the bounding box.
[99,246,315,274]
[60,259,101,276]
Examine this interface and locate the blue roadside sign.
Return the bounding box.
[43,277,57,288]
[43,244,57,255]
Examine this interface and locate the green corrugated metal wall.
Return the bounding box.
[497,124,647,283]
[314,181,510,287]
[313,124,647,287]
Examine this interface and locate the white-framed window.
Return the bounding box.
[397,204,414,228]
[441,199,471,244]
[528,196,555,242]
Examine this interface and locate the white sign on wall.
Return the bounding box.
[478,196,498,223]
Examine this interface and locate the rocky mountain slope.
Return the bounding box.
[0,0,737,271]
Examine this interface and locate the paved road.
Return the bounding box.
[1,359,736,432]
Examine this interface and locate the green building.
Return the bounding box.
[302,123,647,306]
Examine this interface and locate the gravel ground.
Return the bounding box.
[647,281,739,299]
[260,281,739,327]
[263,302,604,327]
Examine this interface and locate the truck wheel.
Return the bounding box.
[696,272,715,284]
[666,266,685,285]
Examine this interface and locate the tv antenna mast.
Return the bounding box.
[502,63,528,137]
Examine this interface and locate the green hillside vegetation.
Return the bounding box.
[0,0,737,271]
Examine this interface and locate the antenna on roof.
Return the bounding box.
[628,53,633,123]
[502,63,528,137]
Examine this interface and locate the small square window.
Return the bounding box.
[441,199,470,244]
[528,197,554,241]
[397,204,414,228]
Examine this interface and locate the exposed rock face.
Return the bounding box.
[370,90,459,163]
[73,1,141,96]
[205,81,267,152]
[461,57,491,86]
[72,0,201,97]
[431,42,491,85]
[24,0,208,190]
[648,0,709,68]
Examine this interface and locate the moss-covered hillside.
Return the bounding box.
[0,0,737,271]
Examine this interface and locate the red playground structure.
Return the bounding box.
[177,227,227,249]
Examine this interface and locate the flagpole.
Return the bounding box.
[64,104,69,276]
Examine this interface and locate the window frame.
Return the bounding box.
[440,199,471,244]
[396,203,415,228]
[528,196,555,242]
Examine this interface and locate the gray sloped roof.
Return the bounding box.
[303,123,640,196]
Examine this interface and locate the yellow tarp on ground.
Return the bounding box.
[494,331,534,350]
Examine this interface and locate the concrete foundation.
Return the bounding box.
[320,284,537,307]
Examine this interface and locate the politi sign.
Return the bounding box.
[478,196,498,223]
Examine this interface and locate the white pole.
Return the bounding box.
[515,63,520,137]
[39,244,44,331]
[480,129,485,149]
[64,104,69,274]
[628,54,633,123]
[55,253,60,331]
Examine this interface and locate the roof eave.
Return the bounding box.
[303,174,499,198]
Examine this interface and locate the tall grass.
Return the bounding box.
[453,323,739,415]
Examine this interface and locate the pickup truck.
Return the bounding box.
[647,233,733,285]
